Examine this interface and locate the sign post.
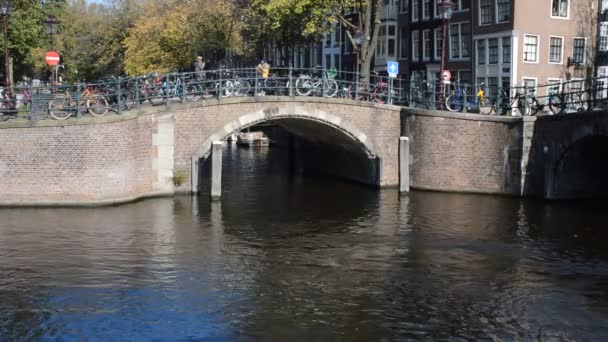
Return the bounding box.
[387,61,398,104]
[45,51,60,86]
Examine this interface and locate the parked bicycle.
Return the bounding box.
[548,80,585,115]
[446,82,493,114]
[494,86,539,116]
[295,68,338,97]
[48,84,108,120]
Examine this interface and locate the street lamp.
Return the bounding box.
[437,0,455,97]
[44,16,60,86]
[0,0,13,107]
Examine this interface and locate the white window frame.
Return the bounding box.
[387,23,397,58]
[422,0,431,20]
[399,0,409,13]
[412,0,420,22]
[548,35,564,64]
[477,39,486,65]
[522,77,538,93]
[603,0,608,11]
[550,0,570,20]
[495,0,510,23]
[523,34,540,64]
[546,78,562,96]
[479,0,492,26]
[422,29,431,60]
[600,23,608,52]
[502,36,511,64]
[453,0,469,12]
[434,28,442,61]
[572,37,587,64]
[412,30,420,61]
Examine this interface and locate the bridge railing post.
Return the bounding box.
[218,66,222,100]
[289,65,293,96]
[586,76,594,111]
[462,83,468,113]
[388,77,393,105]
[523,84,529,116]
[117,76,122,114]
[75,81,81,118]
[134,77,140,109]
[28,82,33,120]
[164,72,170,106]
[355,71,360,100]
[181,72,187,104]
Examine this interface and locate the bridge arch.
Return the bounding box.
[189,104,387,192]
[550,134,608,199]
[193,107,378,160]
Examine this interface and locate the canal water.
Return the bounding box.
[2,144,608,341]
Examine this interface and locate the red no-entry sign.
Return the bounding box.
[45,51,60,66]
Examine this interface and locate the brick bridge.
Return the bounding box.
[0,96,605,205]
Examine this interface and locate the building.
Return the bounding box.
[596,0,608,97]
[473,0,596,97]
[409,0,472,84]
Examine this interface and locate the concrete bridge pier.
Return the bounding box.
[211,141,223,200]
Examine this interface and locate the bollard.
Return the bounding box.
[117,76,122,114]
[211,141,223,200]
[399,137,410,193]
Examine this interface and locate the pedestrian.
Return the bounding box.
[255,59,270,95]
[193,56,206,82]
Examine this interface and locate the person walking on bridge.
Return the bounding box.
[255,59,270,96]
[193,56,206,82]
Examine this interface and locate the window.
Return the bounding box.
[477,40,486,65]
[523,35,538,62]
[453,0,470,11]
[399,0,408,12]
[600,23,608,52]
[551,0,568,18]
[334,28,340,47]
[325,33,331,47]
[412,0,419,21]
[523,78,537,92]
[325,54,331,69]
[573,37,586,64]
[387,24,396,57]
[547,79,561,95]
[488,38,498,64]
[434,28,442,60]
[597,66,608,99]
[400,27,408,58]
[422,30,431,60]
[496,0,510,22]
[603,0,608,11]
[549,36,563,63]
[487,77,498,98]
[502,37,511,63]
[334,54,339,69]
[423,0,431,19]
[449,22,470,59]
[377,25,386,57]
[412,30,420,61]
[479,0,492,25]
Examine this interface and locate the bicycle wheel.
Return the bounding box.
[566,93,585,112]
[48,97,72,120]
[295,77,313,96]
[445,94,463,112]
[548,95,564,115]
[322,79,338,98]
[479,97,494,115]
[87,97,109,116]
[186,83,202,102]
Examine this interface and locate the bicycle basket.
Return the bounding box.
[325,69,337,79]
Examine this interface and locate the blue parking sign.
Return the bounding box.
[387,61,399,77]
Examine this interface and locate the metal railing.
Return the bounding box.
[1,68,607,121]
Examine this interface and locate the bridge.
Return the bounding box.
[0,96,606,205]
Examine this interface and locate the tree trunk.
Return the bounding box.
[357,0,381,87]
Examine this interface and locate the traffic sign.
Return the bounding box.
[387,61,399,78]
[441,70,451,84]
[45,51,60,66]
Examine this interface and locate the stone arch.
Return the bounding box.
[550,134,608,199]
[192,106,379,161]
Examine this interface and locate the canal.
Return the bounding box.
[1,144,608,340]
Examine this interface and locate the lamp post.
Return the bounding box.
[44,16,59,86]
[437,0,455,97]
[0,0,13,105]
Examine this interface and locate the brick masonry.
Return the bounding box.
[1,97,603,205]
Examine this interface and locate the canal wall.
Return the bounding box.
[402,109,524,196]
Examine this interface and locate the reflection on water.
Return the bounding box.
[1,145,608,340]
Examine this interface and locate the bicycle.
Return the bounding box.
[368,72,398,104]
[445,82,494,114]
[48,85,108,120]
[548,80,585,115]
[494,87,539,116]
[295,68,338,97]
